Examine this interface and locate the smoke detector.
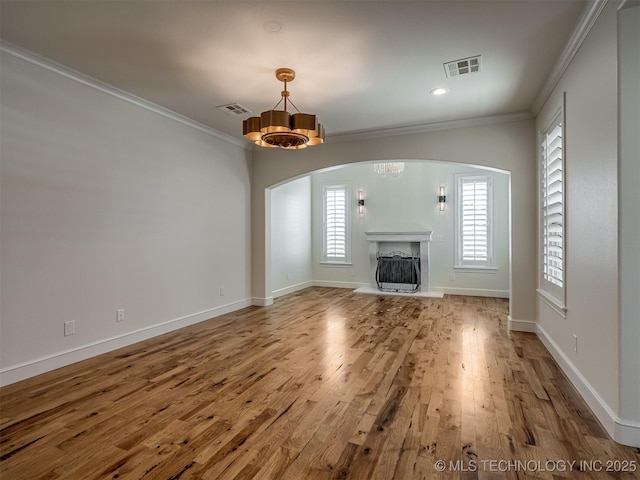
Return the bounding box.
[443,55,482,78]
[216,103,252,115]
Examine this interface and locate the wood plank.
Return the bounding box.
[1,288,638,479]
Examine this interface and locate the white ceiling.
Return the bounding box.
[0,0,587,143]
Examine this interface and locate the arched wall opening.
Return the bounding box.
[266,159,513,316]
[250,118,537,326]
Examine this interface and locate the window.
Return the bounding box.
[322,184,349,263]
[455,174,493,269]
[540,110,565,304]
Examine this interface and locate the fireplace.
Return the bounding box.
[355,231,443,298]
[376,252,421,293]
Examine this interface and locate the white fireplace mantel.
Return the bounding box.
[365,231,433,243]
[356,231,443,298]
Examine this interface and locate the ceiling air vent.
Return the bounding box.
[216,103,252,115]
[443,55,482,78]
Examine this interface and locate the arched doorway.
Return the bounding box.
[267,159,512,313]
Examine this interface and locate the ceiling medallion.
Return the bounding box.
[243,68,324,150]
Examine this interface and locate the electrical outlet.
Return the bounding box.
[219,286,224,296]
[64,321,75,336]
[116,309,125,322]
[573,333,578,352]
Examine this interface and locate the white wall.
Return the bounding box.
[270,176,312,295]
[251,119,536,320]
[0,49,252,385]
[309,161,510,297]
[535,0,638,446]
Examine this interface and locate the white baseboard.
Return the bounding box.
[272,280,313,298]
[438,286,510,298]
[537,324,640,448]
[251,297,274,307]
[312,280,368,289]
[0,299,252,387]
[505,318,639,447]
[270,282,507,299]
[615,420,640,448]
[273,282,504,299]
[508,316,538,333]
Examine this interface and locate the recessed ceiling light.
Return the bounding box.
[430,88,449,96]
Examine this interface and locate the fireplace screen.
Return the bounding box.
[375,252,421,293]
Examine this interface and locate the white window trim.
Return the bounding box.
[454,173,494,269]
[538,99,566,312]
[321,183,350,264]
[537,288,567,318]
[453,266,498,274]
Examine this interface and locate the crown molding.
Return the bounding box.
[0,41,246,148]
[619,0,640,10]
[531,0,608,115]
[326,111,533,143]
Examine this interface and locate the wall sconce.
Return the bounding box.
[358,189,365,215]
[438,186,446,211]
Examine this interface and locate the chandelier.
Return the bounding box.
[374,162,405,178]
[243,68,324,149]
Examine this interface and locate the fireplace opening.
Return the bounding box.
[375,251,421,293]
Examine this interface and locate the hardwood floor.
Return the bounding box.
[1,287,639,479]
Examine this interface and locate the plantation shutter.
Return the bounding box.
[324,185,347,260]
[459,176,491,266]
[541,117,564,288]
